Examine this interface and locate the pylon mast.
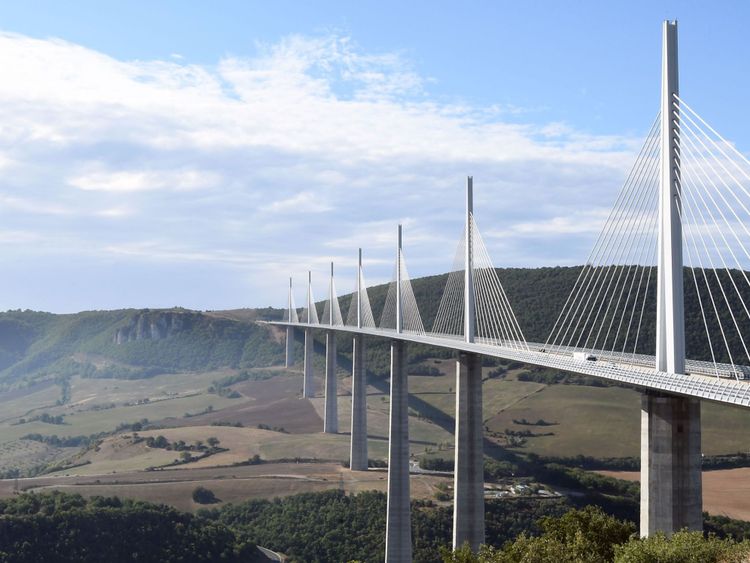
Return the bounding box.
[656,20,684,375]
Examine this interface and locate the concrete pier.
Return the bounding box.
[385,340,411,562]
[323,330,338,433]
[350,334,368,471]
[640,392,702,536]
[303,328,314,398]
[285,327,294,368]
[453,352,484,551]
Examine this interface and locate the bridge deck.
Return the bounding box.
[266,321,750,409]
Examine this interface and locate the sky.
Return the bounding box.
[0,0,749,312]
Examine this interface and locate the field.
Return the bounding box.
[2,462,450,513]
[3,353,750,521]
[404,363,750,459]
[599,469,750,521]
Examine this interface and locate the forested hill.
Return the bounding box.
[0,307,285,388]
[0,266,745,387]
[349,265,748,366]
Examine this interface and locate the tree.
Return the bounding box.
[207,437,220,447]
[192,486,218,504]
[441,506,634,563]
[0,491,252,561]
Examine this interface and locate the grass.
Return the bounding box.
[482,382,750,458]
[0,384,62,424]
[67,370,232,407]
[61,393,240,435]
[0,439,77,473]
[485,385,641,457]
[402,363,750,458]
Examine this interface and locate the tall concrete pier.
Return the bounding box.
[385,339,410,562]
[285,327,294,368]
[453,352,484,550]
[350,334,367,469]
[303,328,314,398]
[453,177,485,550]
[641,392,702,535]
[285,277,294,368]
[324,330,338,433]
[350,249,368,471]
[303,271,315,398]
[641,20,702,536]
[385,225,412,562]
[324,263,339,434]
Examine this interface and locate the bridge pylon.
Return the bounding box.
[350,248,368,471]
[453,177,485,552]
[641,19,702,537]
[303,271,315,398]
[324,262,338,434]
[385,225,412,563]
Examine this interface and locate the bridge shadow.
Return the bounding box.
[368,370,517,463]
[294,331,520,463]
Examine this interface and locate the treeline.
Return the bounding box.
[22,433,94,448]
[5,489,750,562]
[200,489,569,563]
[0,491,255,562]
[202,488,750,562]
[536,452,750,472]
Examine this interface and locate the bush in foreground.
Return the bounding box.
[442,507,750,563]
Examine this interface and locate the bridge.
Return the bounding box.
[266,21,750,561]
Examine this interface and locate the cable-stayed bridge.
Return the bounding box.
[266,21,750,561]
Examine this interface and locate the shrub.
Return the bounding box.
[192,486,218,504]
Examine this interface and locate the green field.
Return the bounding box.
[403,364,750,459]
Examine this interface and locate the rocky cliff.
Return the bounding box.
[113,311,193,344]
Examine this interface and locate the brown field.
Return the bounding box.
[162,374,322,433]
[2,462,450,512]
[599,469,750,521]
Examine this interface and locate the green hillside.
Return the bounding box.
[0,265,746,389]
[0,308,285,389]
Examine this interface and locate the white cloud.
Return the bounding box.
[69,169,220,193]
[260,192,332,213]
[489,209,611,237]
[0,30,646,311]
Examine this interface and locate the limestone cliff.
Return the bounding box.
[113,311,193,344]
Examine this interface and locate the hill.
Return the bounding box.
[0,265,746,388]
[0,308,285,389]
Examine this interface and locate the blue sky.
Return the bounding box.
[0,1,748,312]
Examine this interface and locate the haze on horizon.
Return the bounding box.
[0,0,748,313]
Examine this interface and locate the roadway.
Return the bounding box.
[266,321,750,409]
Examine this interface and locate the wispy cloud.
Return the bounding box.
[0,30,644,311]
[69,169,220,193]
[260,192,332,213]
